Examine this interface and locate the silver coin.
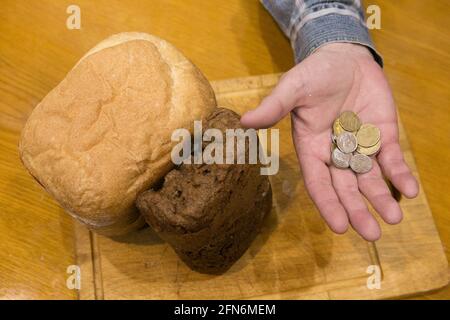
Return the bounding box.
[331,147,351,169]
[350,153,372,174]
[336,132,358,154]
[331,133,337,144]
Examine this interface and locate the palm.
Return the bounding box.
[242,43,418,241]
[292,45,397,153]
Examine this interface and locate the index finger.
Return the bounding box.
[300,154,349,234]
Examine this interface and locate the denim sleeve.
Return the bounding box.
[261,0,383,67]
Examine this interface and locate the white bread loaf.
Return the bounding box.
[19,32,217,235]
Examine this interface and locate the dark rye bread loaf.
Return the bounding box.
[136,108,272,274]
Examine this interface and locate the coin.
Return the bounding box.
[356,123,380,147]
[333,118,346,136]
[336,132,358,154]
[350,153,372,174]
[339,111,361,132]
[331,146,352,169]
[357,139,381,156]
[331,134,337,143]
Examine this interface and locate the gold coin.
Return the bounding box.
[356,139,381,156]
[339,111,361,132]
[356,123,380,147]
[333,118,346,136]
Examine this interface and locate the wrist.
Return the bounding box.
[315,42,374,59]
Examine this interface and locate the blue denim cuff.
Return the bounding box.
[292,13,383,67]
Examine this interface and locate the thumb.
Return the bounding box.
[240,66,307,129]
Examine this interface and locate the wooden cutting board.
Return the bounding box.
[74,73,448,300]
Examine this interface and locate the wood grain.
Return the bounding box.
[0,0,449,299]
[75,73,448,300]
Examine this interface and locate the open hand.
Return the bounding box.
[241,43,419,241]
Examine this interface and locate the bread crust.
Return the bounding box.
[136,108,272,274]
[19,33,217,235]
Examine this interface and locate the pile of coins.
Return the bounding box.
[331,111,381,174]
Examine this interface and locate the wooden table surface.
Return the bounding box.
[0,0,448,299]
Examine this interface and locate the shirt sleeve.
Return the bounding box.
[261,0,383,66]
